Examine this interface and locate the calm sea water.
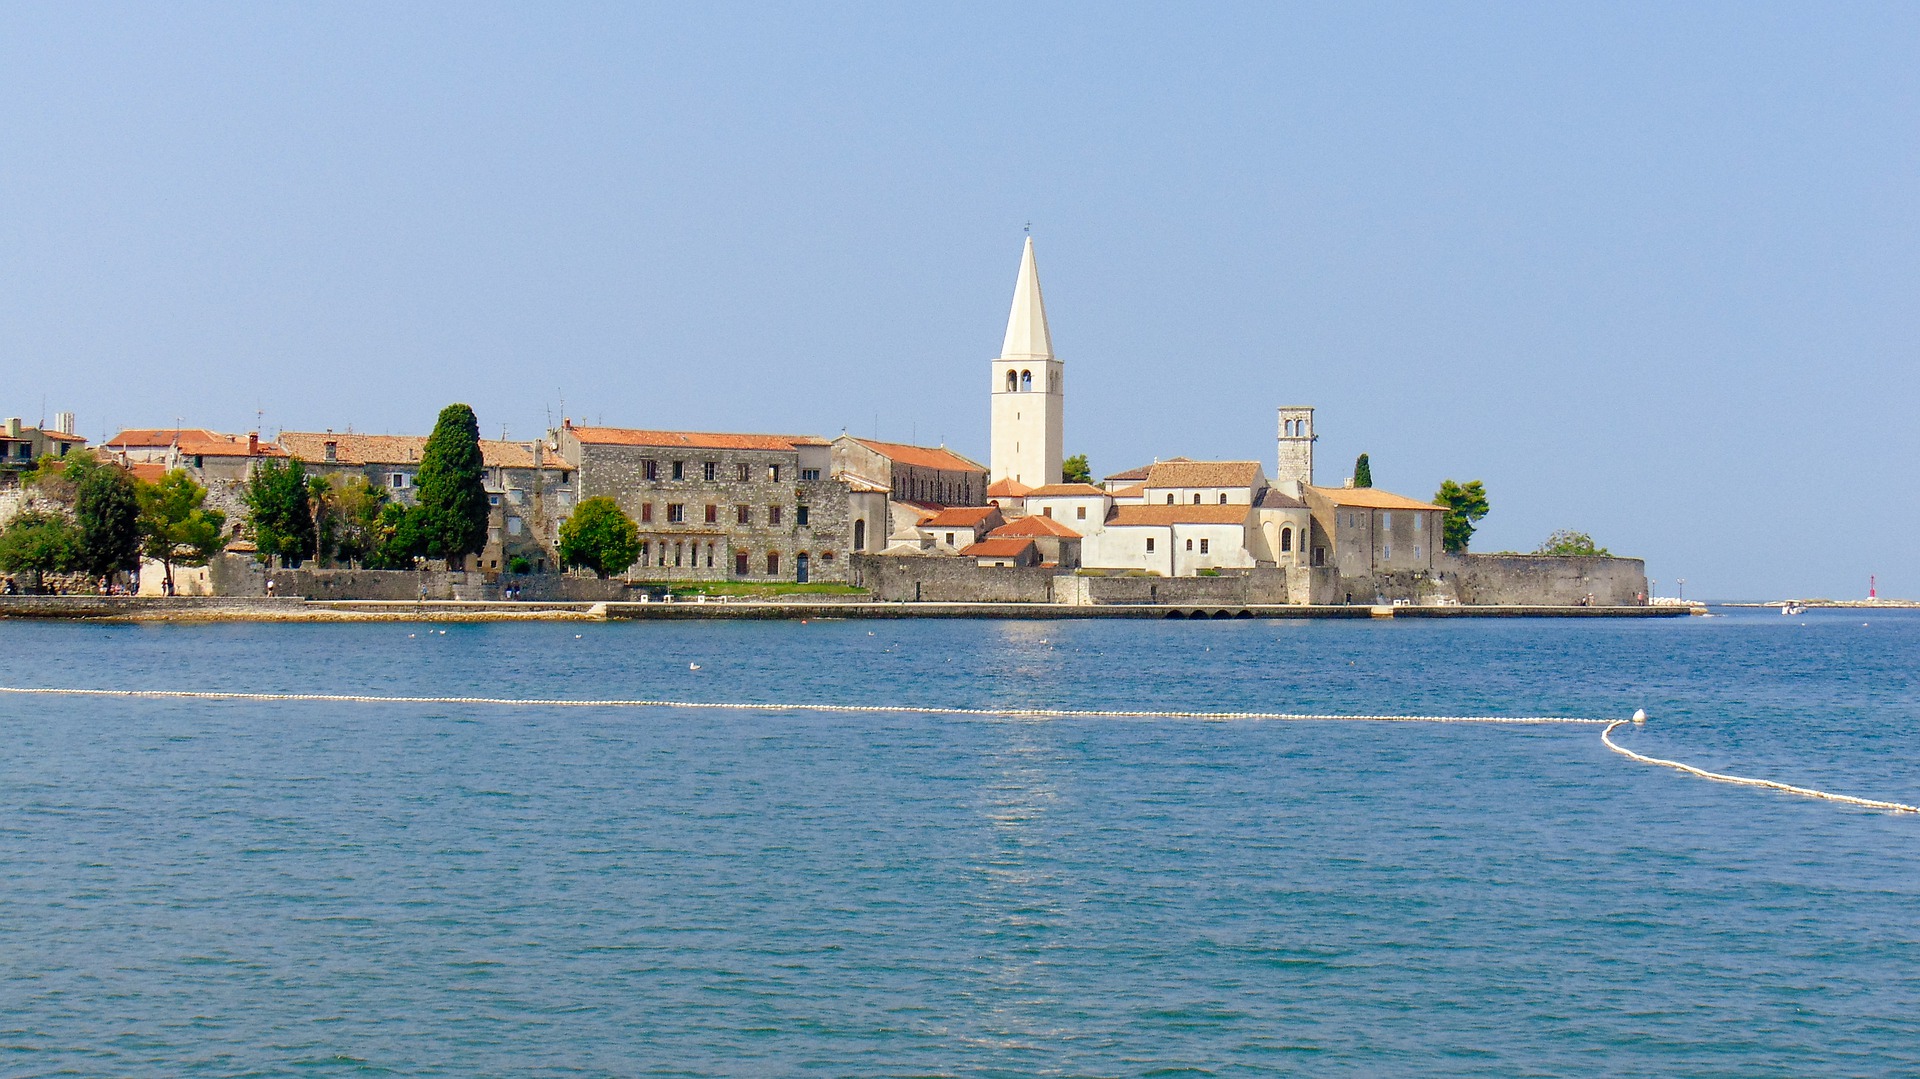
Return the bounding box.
[2,609,1917,1077]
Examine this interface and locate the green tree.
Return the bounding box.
[1062,453,1092,485]
[321,475,391,567]
[244,457,315,566]
[1534,529,1611,557]
[137,470,227,592]
[413,404,489,569]
[558,497,640,578]
[365,502,421,570]
[0,511,82,592]
[75,459,141,581]
[1353,453,1372,488]
[1434,479,1490,553]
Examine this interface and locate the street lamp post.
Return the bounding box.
[1677,578,1686,601]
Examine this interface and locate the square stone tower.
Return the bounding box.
[1276,406,1316,495]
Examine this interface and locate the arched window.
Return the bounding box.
[766,551,780,576]
[1192,494,1201,504]
[1006,370,1017,392]
[1020,370,1032,391]
[1281,527,1292,552]
[1219,494,1228,504]
[854,519,866,550]
[1185,539,1194,551]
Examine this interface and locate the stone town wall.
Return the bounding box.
[1436,553,1647,606]
[851,554,1055,603]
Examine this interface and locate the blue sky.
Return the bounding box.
[3,4,1914,599]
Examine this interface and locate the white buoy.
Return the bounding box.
[1632,708,1647,725]
[689,663,701,671]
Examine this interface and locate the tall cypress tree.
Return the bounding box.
[414,403,489,570]
[1353,453,1372,488]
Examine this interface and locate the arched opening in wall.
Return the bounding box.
[1006,370,1017,392]
[1281,527,1292,552]
[854,520,866,550]
[1020,370,1032,391]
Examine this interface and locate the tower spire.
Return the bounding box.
[999,236,1054,361]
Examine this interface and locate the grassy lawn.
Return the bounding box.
[635,581,868,598]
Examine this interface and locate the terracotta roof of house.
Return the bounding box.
[106,428,278,456]
[1308,486,1443,511]
[1144,460,1263,489]
[1024,483,1107,498]
[1106,504,1251,527]
[922,506,1001,528]
[565,426,827,451]
[1258,489,1308,509]
[126,463,170,483]
[837,473,890,494]
[1109,484,1146,498]
[279,432,572,471]
[959,537,1036,558]
[848,438,984,473]
[986,477,1034,498]
[1103,457,1190,484]
[990,515,1081,539]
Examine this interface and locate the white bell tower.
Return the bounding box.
[989,237,1064,487]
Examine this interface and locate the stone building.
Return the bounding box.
[830,436,986,509]
[553,422,859,583]
[1303,486,1444,577]
[0,414,87,482]
[278,431,578,572]
[984,513,1081,568]
[102,428,286,518]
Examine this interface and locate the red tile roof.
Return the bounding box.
[986,478,1034,498]
[1103,457,1188,483]
[279,432,570,470]
[1308,486,1443,511]
[566,426,827,451]
[1107,504,1251,527]
[959,537,1036,558]
[990,515,1081,539]
[849,438,984,473]
[922,506,1001,528]
[106,428,285,457]
[1025,483,1106,497]
[1144,460,1262,489]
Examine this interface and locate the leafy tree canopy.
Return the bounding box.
[0,511,82,590]
[413,403,489,568]
[317,475,391,568]
[1062,453,1092,485]
[1352,453,1372,488]
[1534,529,1611,557]
[137,470,227,587]
[244,457,315,566]
[558,497,640,578]
[1433,479,1490,553]
[74,459,141,578]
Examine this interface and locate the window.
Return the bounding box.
[667,504,685,523]
[1185,539,1193,551]
[1413,545,1422,559]
[766,551,780,575]
[738,463,751,482]
[946,532,956,545]
[389,473,409,489]
[800,468,820,482]
[1200,539,1210,554]
[674,542,684,567]
[703,461,717,481]
[1021,370,1032,391]
[1192,494,1201,504]
[1384,545,1392,559]
[853,520,866,550]
[641,503,653,523]
[1219,494,1228,504]
[736,505,750,525]
[821,551,835,562]
[1146,538,1155,553]
[1166,495,1175,505]
[1383,512,1393,528]
[1043,507,1053,517]
[670,461,684,481]
[768,505,782,525]
[639,541,650,565]
[735,551,749,576]
[488,494,501,506]
[768,464,781,482]
[507,517,523,536]
[1280,527,1292,552]
[707,544,715,568]
[796,505,809,526]
[194,455,205,469]
[705,504,717,524]
[1076,506,1086,520]
[643,459,658,481]
[1006,370,1018,391]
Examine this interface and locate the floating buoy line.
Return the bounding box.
[1,687,1912,815]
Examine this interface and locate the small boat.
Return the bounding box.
[1782,603,1806,616]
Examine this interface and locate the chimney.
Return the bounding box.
[248,432,260,456]
[4,418,19,438]
[563,418,572,430]
[323,440,336,462]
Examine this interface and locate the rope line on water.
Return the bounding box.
[3,687,1910,814]
[1601,720,1919,814]
[0,685,1599,724]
